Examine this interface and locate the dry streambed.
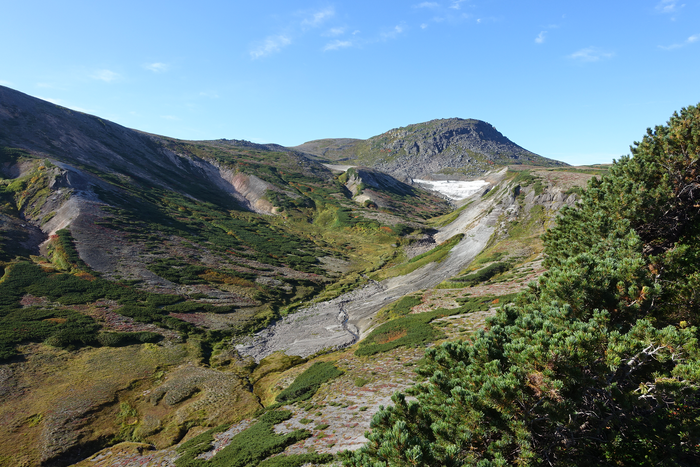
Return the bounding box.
[236,171,511,362]
[71,170,577,466]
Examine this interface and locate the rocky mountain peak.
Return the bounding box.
[294,118,566,181]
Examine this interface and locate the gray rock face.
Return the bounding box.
[293,118,567,181]
[371,119,564,180]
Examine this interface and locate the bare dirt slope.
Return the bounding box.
[236,170,512,362]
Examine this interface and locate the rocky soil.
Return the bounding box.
[294,118,566,180]
[235,170,512,362]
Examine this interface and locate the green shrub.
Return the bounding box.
[97,331,162,347]
[355,312,439,357]
[450,261,512,286]
[276,362,344,404]
[258,453,334,467]
[176,410,312,467]
[0,261,194,361]
[356,294,517,356]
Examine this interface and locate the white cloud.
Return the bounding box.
[161,115,180,121]
[145,62,169,73]
[91,69,120,82]
[36,96,62,105]
[535,31,547,44]
[36,96,90,113]
[301,7,335,28]
[656,0,684,13]
[324,40,353,51]
[450,0,467,10]
[568,47,614,62]
[250,35,292,59]
[415,2,439,8]
[323,27,346,37]
[381,25,405,40]
[421,23,429,29]
[659,33,699,50]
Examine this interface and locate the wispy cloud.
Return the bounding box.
[250,35,292,59]
[535,31,547,44]
[161,115,180,121]
[568,47,614,62]
[381,25,405,40]
[324,40,353,51]
[655,0,684,14]
[659,33,699,50]
[415,2,439,8]
[323,27,346,37]
[301,7,335,28]
[250,7,335,59]
[145,62,169,73]
[91,69,120,82]
[450,0,467,10]
[36,96,90,113]
[0,79,13,86]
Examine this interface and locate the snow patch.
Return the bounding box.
[414,179,490,200]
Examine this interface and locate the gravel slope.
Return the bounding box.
[236,170,510,362]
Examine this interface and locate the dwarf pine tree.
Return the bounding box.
[341,104,700,467]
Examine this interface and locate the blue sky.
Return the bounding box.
[1,1,699,166]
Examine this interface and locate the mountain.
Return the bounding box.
[293,118,566,181]
[0,85,599,467]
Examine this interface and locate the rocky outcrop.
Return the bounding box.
[294,118,567,180]
[343,167,413,198]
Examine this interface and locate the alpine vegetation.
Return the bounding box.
[342,105,700,466]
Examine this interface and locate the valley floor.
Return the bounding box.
[71,168,578,467]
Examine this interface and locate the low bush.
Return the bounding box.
[175,410,313,467]
[355,312,439,357]
[356,294,518,356]
[0,261,196,361]
[450,261,512,286]
[258,453,334,467]
[275,362,344,404]
[97,331,162,347]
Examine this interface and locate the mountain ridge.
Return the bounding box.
[293,117,567,181]
[0,85,593,467]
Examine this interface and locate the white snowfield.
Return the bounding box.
[237,170,512,362]
[413,179,490,200]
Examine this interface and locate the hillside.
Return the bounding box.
[294,118,566,180]
[0,85,625,467]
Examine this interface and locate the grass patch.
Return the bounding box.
[427,201,474,228]
[0,261,201,361]
[372,234,463,281]
[275,362,344,405]
[375,295,422,322]
[258,453,334,467]
[354,377,370,387]
[356,294,518,356]
[448,261,513,287]
[355,312,442,357]
[175,410,322,467]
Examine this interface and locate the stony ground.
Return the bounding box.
[69,171,570,467]
[72,250,545,467]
